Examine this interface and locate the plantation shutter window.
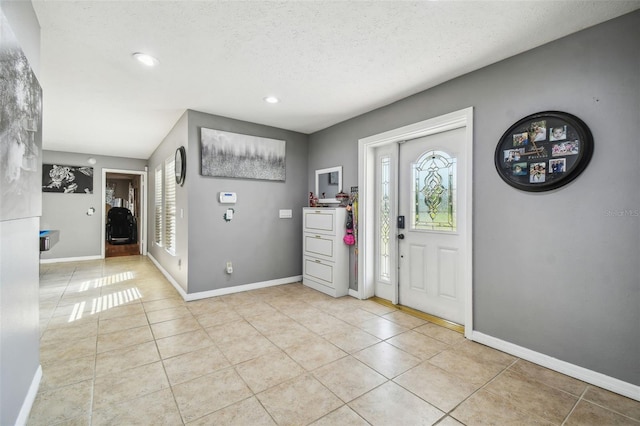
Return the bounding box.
[164,156,176,255]
[154,166,162,246]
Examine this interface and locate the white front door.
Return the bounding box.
[397,127,468,325]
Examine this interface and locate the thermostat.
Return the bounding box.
[219,192,237,204]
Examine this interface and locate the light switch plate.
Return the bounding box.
[279,209,292,219]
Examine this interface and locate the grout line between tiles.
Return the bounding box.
[38,256,638,426]
[576,385,640,423]
[561,385,588,425]
[438,354,519,423]
[88,277,98,424]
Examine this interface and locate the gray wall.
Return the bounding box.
[148,112,189,291]
[41,151,147,260]
[309,11,640,386]
[187,110,308,293]
[147,110,308,295]
[0,2,41,425]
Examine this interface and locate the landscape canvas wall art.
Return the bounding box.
[200,128,285,181]
[0,10,43,221]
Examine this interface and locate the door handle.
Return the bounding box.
[398,233,405,240]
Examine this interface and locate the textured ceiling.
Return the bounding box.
[32,1,640,159]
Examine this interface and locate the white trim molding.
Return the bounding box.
[358,107,474,339]
[15,365,42,426]
[472,331,640,402]
[148,254,301,302]
[182,276,303,301]
[40,255,102,264]
[101,168,148,259]
[148,254,187,298]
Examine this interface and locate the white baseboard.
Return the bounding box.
[147,254,301,302]
[15,364,42,426]
[147,254,188,298]
[472,331,640,402]
[182,275,303,301]
[39,255,102,264]
[349,288,360,298]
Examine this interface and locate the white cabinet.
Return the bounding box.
[302,207,349,297]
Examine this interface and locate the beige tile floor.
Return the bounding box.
[30,256,640,425]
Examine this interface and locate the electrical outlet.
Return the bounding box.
[226,261,233,274]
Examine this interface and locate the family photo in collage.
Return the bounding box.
[502,119,580,185]
[495,111,593,192]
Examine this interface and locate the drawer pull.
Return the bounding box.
[315,235,322,239]
[315,259,321,263]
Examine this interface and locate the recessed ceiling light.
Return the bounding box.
[264,96,279,104]
[132,52,159,67]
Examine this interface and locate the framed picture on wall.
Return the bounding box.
[200,128,286,181]
[42,164,94,194]
[494,111,593,192]
[0,11,43,220]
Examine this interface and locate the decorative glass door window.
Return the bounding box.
[412,150,456,232]
[379,156,391,281]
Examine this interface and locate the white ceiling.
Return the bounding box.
[33,1,640,160]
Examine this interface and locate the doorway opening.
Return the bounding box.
[358,107,474,339]
[102,169,147,258]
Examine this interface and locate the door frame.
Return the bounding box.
[101,168,148,259]
[357,107,473,338]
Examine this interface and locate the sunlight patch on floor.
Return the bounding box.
[77,271,135,292]
[67,286,142,322]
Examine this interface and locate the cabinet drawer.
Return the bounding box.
[304,258,334,287]
[304,210,336,235]
[304,234,334,260]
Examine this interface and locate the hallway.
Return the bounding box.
[31,256,640,425]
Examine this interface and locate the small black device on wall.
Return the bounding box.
[397,215,405,229]
[494,111,593,192]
